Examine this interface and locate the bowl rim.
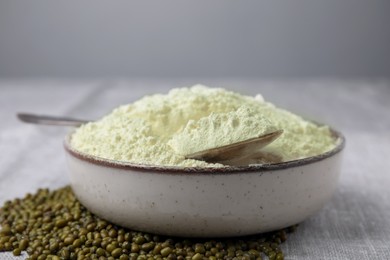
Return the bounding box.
[64,126,345,174]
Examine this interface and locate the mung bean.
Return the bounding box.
[0,186,294,260]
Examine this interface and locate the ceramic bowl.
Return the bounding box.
[64,129,345,237]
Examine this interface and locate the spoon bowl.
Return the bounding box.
[185,130,283,163]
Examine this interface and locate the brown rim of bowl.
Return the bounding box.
[63,127,345,174]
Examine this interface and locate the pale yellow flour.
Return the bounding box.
[168,106,278,156]
[71,85,337,167]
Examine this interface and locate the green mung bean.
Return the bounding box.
[0,186,295,259]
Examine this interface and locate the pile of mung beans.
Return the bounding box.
[0,186,296,260]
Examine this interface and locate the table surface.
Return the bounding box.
[0,79,389,260]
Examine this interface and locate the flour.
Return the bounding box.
[168,106,278,156]
[70,85,337,167]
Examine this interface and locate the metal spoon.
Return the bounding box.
[185,130,283,163]
[17,113,88,127]
[17,113,283,164]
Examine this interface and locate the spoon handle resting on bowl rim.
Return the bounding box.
[17,113,89,127]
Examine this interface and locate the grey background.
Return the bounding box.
[1,0,390,79]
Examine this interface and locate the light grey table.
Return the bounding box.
[1,79,389,260]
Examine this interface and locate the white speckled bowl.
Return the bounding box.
[64,130,344,237]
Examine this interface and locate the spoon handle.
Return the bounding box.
[17,113,89,127]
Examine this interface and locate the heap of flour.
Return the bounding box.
[168,106,278,156]
[71,85,337,167]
